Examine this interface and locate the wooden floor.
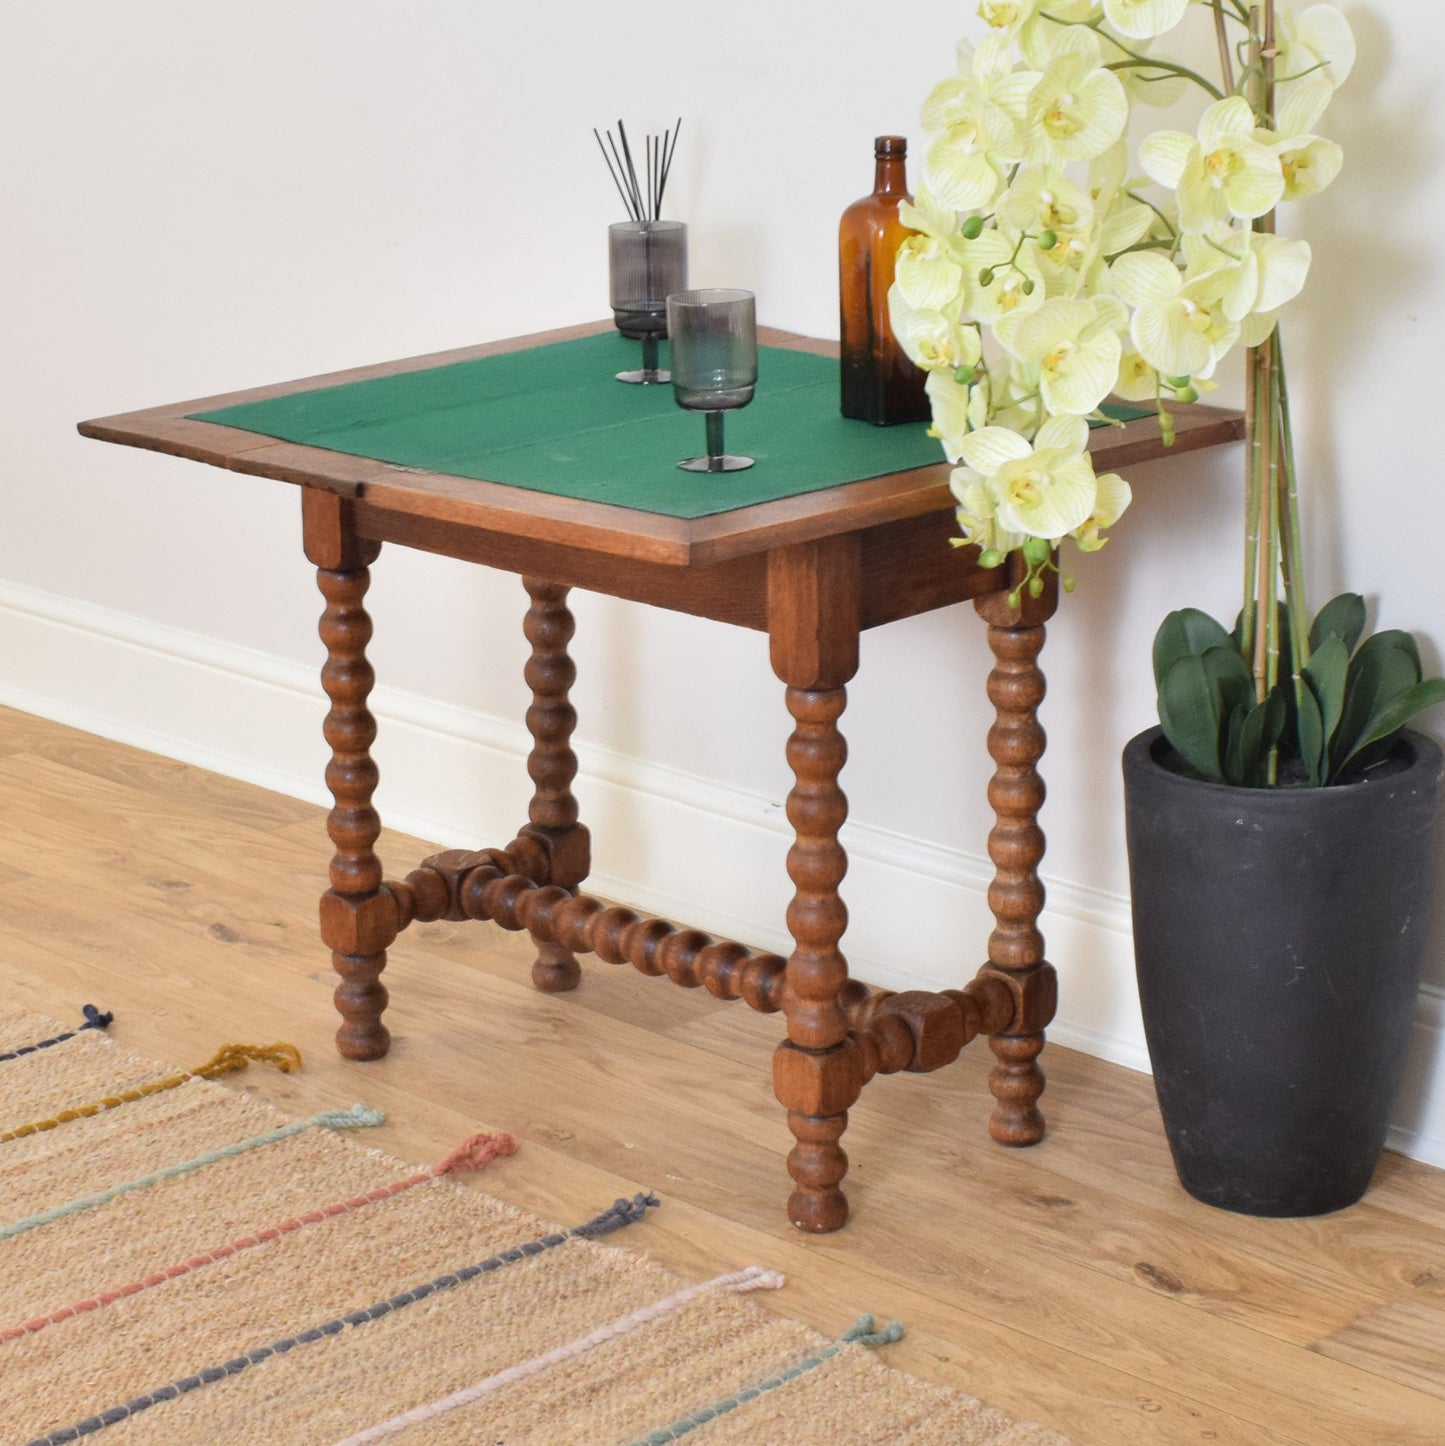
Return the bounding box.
[2,704,1443,1444]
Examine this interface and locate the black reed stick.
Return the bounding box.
[594,118,682,222]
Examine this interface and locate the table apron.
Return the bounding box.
[350,498,1005,633]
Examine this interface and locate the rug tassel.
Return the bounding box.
[840,1314,905,1347]
[574,1192,660,1238]
[194,1042,303,1078]
[626,1310,907,1445]
[435,1130,518,1175]
[0,1006,115,1065]
[316,1104,386,1129]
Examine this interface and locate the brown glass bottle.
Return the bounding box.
[838,135,930,426]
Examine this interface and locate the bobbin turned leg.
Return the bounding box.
[304,490,397,1061]
[519,578,591,993]
[974,572,1060,1145]
[768,538,864,1233]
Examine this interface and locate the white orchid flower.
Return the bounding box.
[1071,470,1133,551]
[1140,98,1284,233]
[922,42,1032,206]
[1081,140,1156,264]
[887,285,982,373]
[1275,4,1355,90]
[1020,44,1129,165]
[1099,0,1191,41]
[964,355,1039,437]
[1000,167,1096,240]
[1259,79,1343,202]
[955,415,1101,540]
[925,368,977,464]
[1183,230,1312,323]
[997,295,1128,416]
[950,469,1026,558]
[1102,0,1189,42]
[1273,132,1343,202]
[924,101,1013,209]
[898,181,964,245]
[1113,345,1161,402]
[962,229,1048,325]
[895,231,967,312]
[1017,0,1106,67]
[976,0,1040,40]
[1111,248,1239,379]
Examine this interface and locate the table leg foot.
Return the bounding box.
[987,1032,1046,1145]
[531,938,582,992]
[786,1111,850,1232]
[334,954,391,1060]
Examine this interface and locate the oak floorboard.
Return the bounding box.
[0,704,318,833]
[1312,1298,1445,1401]
[3,710,1445,1443]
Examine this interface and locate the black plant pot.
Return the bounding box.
[1122,726,1444,1216]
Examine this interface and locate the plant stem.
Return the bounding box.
[1213,0,1236,93]
[1241,337,1260,665]
[1251,338,1275,707]
[1102,56,1226,101]
[1275,344,1310,675]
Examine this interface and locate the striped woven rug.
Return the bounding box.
[1,1007,1067,1445]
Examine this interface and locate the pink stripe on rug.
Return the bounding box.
[1,1130,516,1344]
[329,1266,787,1445]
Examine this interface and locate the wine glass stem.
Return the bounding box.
[706,411,725,469]
[641,332,660,375]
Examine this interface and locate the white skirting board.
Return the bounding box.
[2,575,1442,1169]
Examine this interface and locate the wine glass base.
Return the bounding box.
[676,454,755,473]
[616,368,671,385]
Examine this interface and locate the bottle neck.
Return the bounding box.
[873,153,908,197]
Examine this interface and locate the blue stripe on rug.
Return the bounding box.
[0,1006,113,1064]
[25,1193,660,1446]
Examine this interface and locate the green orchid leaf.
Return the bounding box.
[1159,645,1255,782]
[1153,609,1235,691]
[1237,687,1287,788]
[1295,682,1325,785]
[1331,678,1445,780]
[1223,703,1248,787]
[1332,635,1422,775]
[1308,593,1366,656]
[1302,633,1349,753]
[1159,655,1228,781]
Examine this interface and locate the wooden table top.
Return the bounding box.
[80,320,1244,570]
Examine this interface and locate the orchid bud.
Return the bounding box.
[978,549,1004,569]
[1037,229,1057,251]
[979,267,996,287]
[962,215,985,240]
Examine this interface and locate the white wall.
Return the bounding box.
[3,2,1442,1162]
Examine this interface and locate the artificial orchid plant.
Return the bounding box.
[892,0,1443,786]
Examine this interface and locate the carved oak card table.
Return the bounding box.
[80,321,1243,1232]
